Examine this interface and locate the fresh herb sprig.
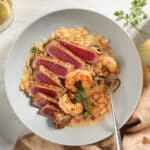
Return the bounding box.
[114,0,150,36]
[31,47,40,53]
[75,82,92,116]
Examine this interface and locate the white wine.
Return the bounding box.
[0,0,14,32]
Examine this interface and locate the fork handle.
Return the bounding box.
[110,89,122,150]
[114,115,122,150]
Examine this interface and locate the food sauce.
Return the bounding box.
[69,110,110,127]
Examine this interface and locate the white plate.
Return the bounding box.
[5,9,143,146]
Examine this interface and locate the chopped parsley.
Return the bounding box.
[31,47,40,53]
[75,82,92,116]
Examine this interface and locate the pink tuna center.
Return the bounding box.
[42,108,55,117]
[48,45,82,69]
[36,59,67,77]
[35,72,60,86]
[59,40,97,61]
[31,87,57,98]
[35,98,47,107]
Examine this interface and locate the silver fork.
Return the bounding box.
[109,87,122,150]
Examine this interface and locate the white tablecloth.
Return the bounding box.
[0,0,149,149]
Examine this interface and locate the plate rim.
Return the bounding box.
[4,8,143,146]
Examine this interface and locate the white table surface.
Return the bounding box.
[0,0,150,149]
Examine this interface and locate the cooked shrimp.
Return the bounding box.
[93,62,110,77]
[58,94,83,116]
[88,87,109,117]
[65,69,93,92]
[90,90,109,106]
[100,54,119,74]
[90,105,108,117]
[93,54,119,77]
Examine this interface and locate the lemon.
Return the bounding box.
[0,0,11,25]
[6,0,12,9]
[0,0,12,8]
[139,39,150,64]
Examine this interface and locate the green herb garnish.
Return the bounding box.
[114,0,150,36]
[75,82,92,116]
[31,47,39,53]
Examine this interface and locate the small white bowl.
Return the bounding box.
[5,9,143,146]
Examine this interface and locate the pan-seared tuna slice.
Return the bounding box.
[33,66,61,87]
[39,104,59,117]
[45,41,86,69]
[57,39,98,63]
[32,93,58,108]
[27,82,65,98]
[32,55,74,78]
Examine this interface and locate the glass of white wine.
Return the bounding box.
[0,0,14,32]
